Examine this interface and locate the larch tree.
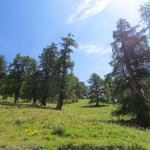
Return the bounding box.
[56,33,78,110]
[104,74,116,103]
[140,2,150,28]
[88,73,105,107]
[0,55,7,98]
[75,81,88,99]
[0,55,7,78]
[20,58,39,103]
[39,43,58,107]
[9,54,37,104]
[110,18,150,127]
[65,74,86,103]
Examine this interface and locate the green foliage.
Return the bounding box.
[52,126,66,136]
[8,54,38,104]
[20,58,38,101]
[65,74,87,103]
[75,81,88,99]
[110,18,150,127]
[140,2,150,26]
[0,34,82,107]
[104,74,116,103]
[0,55,7,78]
[56,33,78,110]
[39,43,58,106]
[88,73,105,106]
[65,74,79,103]
[0,55,8,98]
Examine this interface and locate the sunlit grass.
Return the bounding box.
[0,99,150,150]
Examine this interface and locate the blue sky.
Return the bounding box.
[0,0,146,82]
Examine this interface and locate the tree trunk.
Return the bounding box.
[95,86,99,107]
[2,95,7,100]
[111,91,116,105]
[32,96,37,105]
[95,93,99,107]
[14,93,19,105]
[137,113,150,127]
[41,97,46,107]
[56,94,64,110]
[95,99,99,107]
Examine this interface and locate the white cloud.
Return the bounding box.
[79,44,111,55]
[67,0,144,24]
[68,0,112,24]
[108,0,142,23]
[68,0,92,24]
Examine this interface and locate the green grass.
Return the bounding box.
[0,99,150,150]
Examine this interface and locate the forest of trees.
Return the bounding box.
[0,34,87,110]
[0,2,150,127]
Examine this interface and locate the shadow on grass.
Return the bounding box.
[58,144,146,150]
[0,145,6,149]
[100,118,150,130]
[81,104,109,108]
[0,100,56,110]
[0,101,15,107]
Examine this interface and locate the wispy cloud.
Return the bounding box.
[68,0,112,24]
[79,44,111,55]
[109,0,142,24]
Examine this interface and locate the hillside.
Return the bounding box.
[0,99,150,150]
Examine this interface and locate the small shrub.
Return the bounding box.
[58,144,146,150]
[15,119,25,126]
[0,145,6,150]
[58,144,122,150]
[52,126,66,136]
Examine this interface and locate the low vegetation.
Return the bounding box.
[0,99,150,150]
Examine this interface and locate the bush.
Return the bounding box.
[51,126,66,136]
[58,143,146,150]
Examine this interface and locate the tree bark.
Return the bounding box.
[95,92,99,107]
[56,93,64,110]
[32,96,37,105]
[14,93,19,105]
[137,112,150,127]
[95,99,99,107]
[41,97,46,107]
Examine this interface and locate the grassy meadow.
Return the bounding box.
[0,99,150,150]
